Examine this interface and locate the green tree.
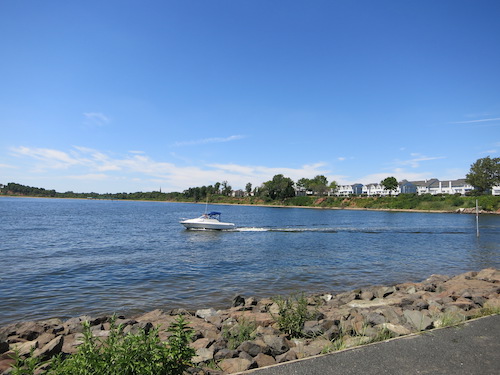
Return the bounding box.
[221,180,232,196]
[262,174,296,201]
[309,175,329,196]
[381,176,399,196]
[245,182,252,195]
[329,180,338,195]
[466,156,500,195]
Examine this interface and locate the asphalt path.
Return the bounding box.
[241,314,500,375]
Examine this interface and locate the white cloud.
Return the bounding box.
[173,135,245,147]
[8,145,338,193]
[83,112,110,126]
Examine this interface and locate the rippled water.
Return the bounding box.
[1,197,499,325]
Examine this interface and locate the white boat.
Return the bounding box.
[180,211,236,230]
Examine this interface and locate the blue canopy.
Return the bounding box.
[208,211,221,215]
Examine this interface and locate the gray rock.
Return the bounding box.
[366,312,386,326]
[192,347,214,364]
[196,308,218,320]
[276,349,297,363]
[262,335,290,356]
[237,340,262,357]
[214,348,238,360]
[403,310,433,331]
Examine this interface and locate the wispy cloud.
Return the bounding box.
[83,112,110,126]
[449,117,500,124]
[395,153,446,168]
[173,135,245,147]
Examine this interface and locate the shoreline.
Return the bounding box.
[1,268,499,374]
[2,194,499,214]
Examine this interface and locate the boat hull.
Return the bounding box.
[180,218,235,230]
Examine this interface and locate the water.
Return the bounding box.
[1,197,499,326]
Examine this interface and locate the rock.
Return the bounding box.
[196,308,218,320]
[254,353,276,368]
[0,341,9,355]
[237,340,263,357]
[220,358,253,373]
[375,286,397,299]
[360,291,374,300]
[347,297,402,309]
[192,347,214,364]
[403,310,433,331]
[366,312,386,326]
[245,297,258,307]
[64,316,92,334]
[276,349,297,363]
[232,295,245,307]
[381,323,411,336]
[33,335,63,361]
[476,268,500,283]
[262,335,290,356]
[302,338,331,357]
[11,340,38,357]
[191,338,214,351]
[214,348,238,360]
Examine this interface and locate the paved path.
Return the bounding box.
[241,315,500,375]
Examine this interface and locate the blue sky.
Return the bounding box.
[1,1,499,194]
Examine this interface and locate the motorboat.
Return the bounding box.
[180,211,236,230]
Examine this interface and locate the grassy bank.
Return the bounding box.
[175,194,500,213]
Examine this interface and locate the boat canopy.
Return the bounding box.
[208,211,221,216]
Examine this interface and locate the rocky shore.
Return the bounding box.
[1,268,499,374]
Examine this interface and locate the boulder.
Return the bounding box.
[192,347,214,364]
[403,310,433,331]
[33,335,63,361]
[214,348,238,360]
[196,308,218,320]
[237,340,263,357]
[262,335,290,356]
[254,352,276,368]
[220,358,253,373]
[381,323,411,336]
[276,349,298,363]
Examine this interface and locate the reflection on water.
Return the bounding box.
[1,197,499,325]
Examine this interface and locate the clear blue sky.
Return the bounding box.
[1,0,499,193]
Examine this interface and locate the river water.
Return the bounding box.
[1,197,499,325]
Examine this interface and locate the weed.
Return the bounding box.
[222,318,257,350]
[433,311,466,328]
[271,293,316,338]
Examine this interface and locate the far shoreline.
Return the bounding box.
[2,194,499,215]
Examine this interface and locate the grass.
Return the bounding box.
[11,315,195,375]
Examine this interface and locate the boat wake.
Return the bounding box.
[234,227,467,234]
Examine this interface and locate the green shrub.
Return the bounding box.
[11,316,195,375]
[271,293,316,338]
